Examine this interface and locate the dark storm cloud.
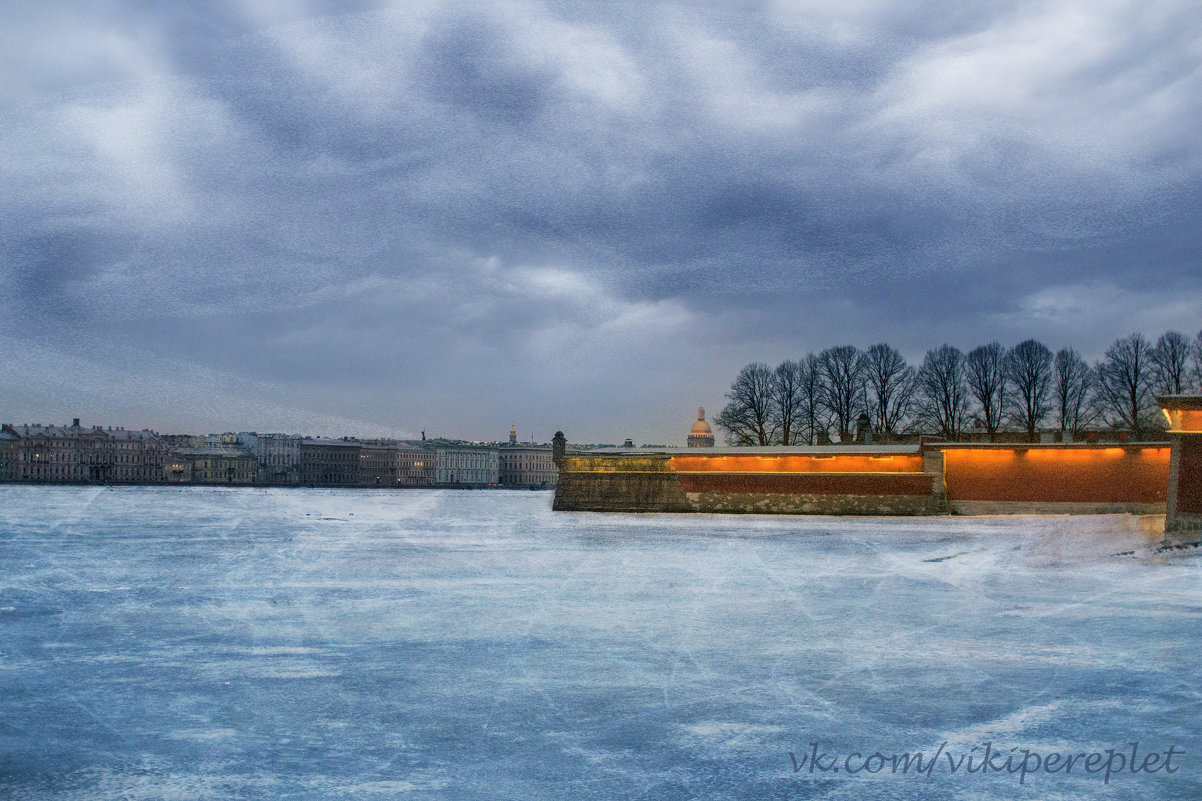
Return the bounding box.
[418,9,559,125]
[1,0,1200,442]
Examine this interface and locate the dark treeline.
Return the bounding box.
[715,330,1202,445]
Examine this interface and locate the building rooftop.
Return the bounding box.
[171,446,255,457]
[5,424,160,440]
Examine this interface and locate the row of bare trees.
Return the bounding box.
[714,330,1202,445]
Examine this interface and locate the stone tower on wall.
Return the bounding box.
[687,407,715,448]
[1159,395,1202,534]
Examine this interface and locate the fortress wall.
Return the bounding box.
[1161,396,1202,533]
[675,472,935,496]
[947,500,1166,515]
[1175,437,1202,514]
[1166,436,1202,532]
[939,445,1170,511]
[554,452,944,514]
[670,453,925,474]
[552,443,1178,516]
[677,471,944,515]
[552,455,692,512]
[552,471,692,512]
[685,492,945,515]
[556,456,675,473]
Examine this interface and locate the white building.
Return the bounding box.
[435,444,499,486]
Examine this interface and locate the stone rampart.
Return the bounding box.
[687,491,945,515]
[552,442,1176,517]
[1160,395,1202,533]
[553,448,945,515]
[552,455,691,512]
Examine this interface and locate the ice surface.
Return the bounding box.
[0,486,1198,799]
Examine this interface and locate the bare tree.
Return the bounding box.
[772,360,805,445]
[964,342,1006,440]
[797,352,824,445]
[1003,339,1053,442]
[818,346,866,442]
[715,363,779,445]
[1194,329,1202,390]
[1094,333,1158,439]
[863,343,916,441]
[915,345,968,440]
[1053,347,1093,438]
[1151,330,1192,395]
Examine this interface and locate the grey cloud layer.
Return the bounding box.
[2,0,1200,442]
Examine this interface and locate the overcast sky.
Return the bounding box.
[2,0,1200,444]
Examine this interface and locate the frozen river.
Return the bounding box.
[0,486,1198,799]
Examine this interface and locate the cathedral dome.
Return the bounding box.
[687,407,715,447]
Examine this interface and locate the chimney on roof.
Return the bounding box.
[73,418,80,427]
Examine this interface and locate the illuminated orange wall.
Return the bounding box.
[670,454,925,475]
[1167,409,1202,433]
[940,446,1170,503]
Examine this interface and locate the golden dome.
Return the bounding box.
[687,407,715,447]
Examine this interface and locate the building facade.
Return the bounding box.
[105,428,168,483]
[435,444,499,486]
[0,429,18,481]
[300,438,362,486]
[169,446,258,484]
[397,444,436,486]
[359,440,398,486]
[498,443,557,487]
[163,453,192,483]
[239,433,303,484]
[1,421,166,483]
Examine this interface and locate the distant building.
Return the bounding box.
[0,428,18,481]
[359,440,398,486]
[238,432,302,485]
[435,444,499,486]
[169,446,257,484]
[499,430,557,488]
[687,407,715,448]
[163,453,192,483]
[396,444,436,486]
[300,438,362,486]
[1,421,166,483]
[162,434,204,449]
[106,427,168,483]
